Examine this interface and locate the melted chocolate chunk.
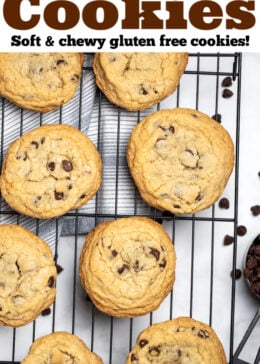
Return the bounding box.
[212,114,222,123]
[149,247,160,261]
[31,141,39,149]
[195,192,203,202]
[48,276,55,288]
[231,269,242,279]
[54,191,64,200]
[139,339,149,348]
[111,249,118,257]
[71,74,79,82]
[140,86,148,95]
[56,59,67,66]
[56,264,64,274]
[160,125,175,134]
[17,152,27,161]
[80,194,86,199]
[197,329,210,339]
[159,259,167,268]
[62,159,73,172]
[117,264,129,274]
[149,346,161,356]
[48,162,55,171]
[40,137,45,144]
[131,354,138,361]
[251,205,260,216]
[223,235,234,246]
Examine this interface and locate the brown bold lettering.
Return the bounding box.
[82,1,118,30]
[166,1,187,29]
[189,1,223,30]
[44,1,79,30]
[226,0,255,29]
[122,0,162,29]
[3,0,40,30]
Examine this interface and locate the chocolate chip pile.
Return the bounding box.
[244,234,260,297]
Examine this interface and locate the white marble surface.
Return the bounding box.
[0,53,259,363]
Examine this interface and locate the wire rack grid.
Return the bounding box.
[0,53,250,364]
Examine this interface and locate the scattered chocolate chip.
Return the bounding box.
[197,329,210,339]
[41,308,51,316]
[16,152,27,161]
[149,247,160,261]
[54,191,64,200]
[117,264,129,275]
[177,349,182,356]
[71,74,79,82]
[62,159,73,172]
[48,162,55,171]
[160,125,175,134]
[212,113,222,123]
[133,260,140,271]
[237,225,247,236]
[251,205,260,216]
[191,113,199,118]
[224,235,234,245]
[219,197,230,209]
[195,192,203,202]
[56,264,64,274]
[231,269,242,279]
[111,249,118,257]
[131,354,138,361]
[31,141,39,149]
[222,89,234,98]
[40,137,45,144]
[139,339,149,348]
[80,194,86,199]
[222,76,232,87]
[48,276,55,288]
[148,346,161,356]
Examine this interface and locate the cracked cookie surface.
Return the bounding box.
[79,217,176,318]
[21,331,103,364]
[127,108,234,215]
[0,53,84,112]
[0,124,102,219]
[126,317,226,364]
[0,224,57,327]
[93,53,188,110]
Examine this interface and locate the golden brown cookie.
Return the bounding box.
[126,317,226,364]
[93,52,188,110]
[0,224,57,327]
[79,217,176,318]
[21,331,103,364]
[0,53,84,112]
[127,108,234,214]
[0,124,102,219]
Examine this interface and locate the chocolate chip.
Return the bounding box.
[80,194,86,199]
[54,191,64,200]
[40,137,45,144]
[56,264,64,274]
[62,159,73,172]
[224,235,234,245]
[131,354,138,361]
[231,269,242,279]
[48,162,55,171]
[236,225,247,236]
[117,264,129,274]
[177,349,182,356]
[140,86,148,95]
[149,346,161,356]
[159,259,167,268]
[195,192,203,202]
[56,59,67,66]
[191,113,199,118]
[197,329,210,339]
[222,76,232,87]
[31,141,39,149]
[251,205,260,216]
[71,74,79,82]
[219,197,230,209]
[41,308,51,316]
[212,113,222,123]
[160,125,175,134]
[139,339,149,348]
[133,260,140,271]
[111,250,118,257]
[222,89,234,98]
[48,276,55,288]
[17,152,27,161]
[149,247,160,261]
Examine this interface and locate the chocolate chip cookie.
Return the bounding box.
[21,331,103,363]
[0,124,102,219]
[79,217,176,318]
[126,317,226,363]
[0,53,83,112]
[127,108,234,214]
[0,224,57,327]
[93,52,188,110]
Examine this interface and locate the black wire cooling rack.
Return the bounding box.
[1,53,257,364]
